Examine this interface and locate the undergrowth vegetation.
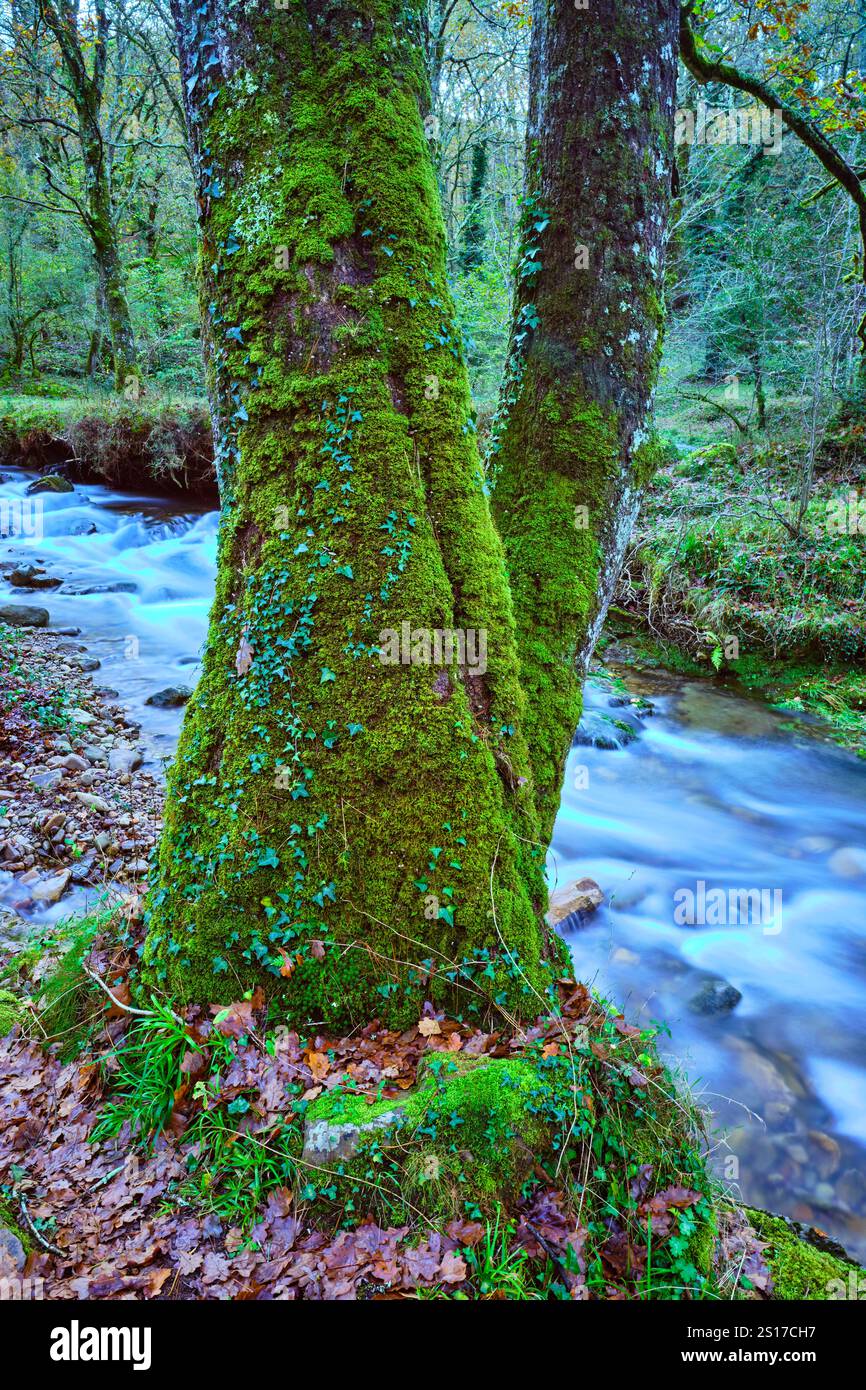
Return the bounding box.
[0,907,733,1300]
[616,389,866,751]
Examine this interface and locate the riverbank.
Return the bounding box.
[617,408,866,753]
[0,620,162,944]
[0,390,215,499]
[1,465,865,1299]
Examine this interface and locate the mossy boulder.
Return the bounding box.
[302,1054,553,1221]
[747,1208,865,1300]
[26,473,74,494]
[679,442,738,476]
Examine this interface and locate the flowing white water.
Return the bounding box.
[553,671,866,1256]
[1,467,218,764]
[3,466,866,1255]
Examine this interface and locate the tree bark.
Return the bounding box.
[144,0,562,1026]
[489,0,679,837]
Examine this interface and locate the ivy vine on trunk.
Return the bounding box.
[144,0,678,1031]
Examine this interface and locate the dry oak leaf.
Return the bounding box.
[210,1000,254,1037]
[438,1249,468,1284]
[307,1051,330,1083]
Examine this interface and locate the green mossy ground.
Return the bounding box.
[0,1197,30,1257]
[746,1208,865,1300]
[293,1011,720,1297]
[303,1053,551,1222]
[0,393,212,492]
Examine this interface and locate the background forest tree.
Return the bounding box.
[0,1,864,416]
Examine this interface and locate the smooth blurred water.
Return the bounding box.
[3,466,866,1254]
[0,467,218,765]
[552,669,866,1255]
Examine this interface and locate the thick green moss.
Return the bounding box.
[303,1054,558,1222]
[492,372,621,835]
[299,1012,715,1278]
[746,1208,866,1301]
[0,988,23,1037]
[143,0,564,1024]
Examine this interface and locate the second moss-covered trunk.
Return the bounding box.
[490,0,679,838]
[144,0,563,1027]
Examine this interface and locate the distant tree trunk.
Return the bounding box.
[489,0,679,836]
[89,192,138,392]
[750,343,767,430]
[40,0,139,392]
[460,138,488,274]
[144,0,561,1023]
[10,331,25,373]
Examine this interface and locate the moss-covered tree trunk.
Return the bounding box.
[490,0,678,837]
[144,0,563,1026]
[40,0,139,392]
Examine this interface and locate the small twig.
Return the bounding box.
[81,964,184,1026]
[524,1219,571,1285]
[88,1162,128,1192]
[18,1193,64,1258]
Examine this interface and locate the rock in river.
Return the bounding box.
[546,877,605,926]
[9,564,61,590]
[146,685,193,708]
[688,977,742,1016]
[26,474,73,494]
[30,868,71,903]
[0,603,49,628]
[828,847,866,879]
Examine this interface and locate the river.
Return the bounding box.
[2,466,866,1257]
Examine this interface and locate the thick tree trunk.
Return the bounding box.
[489,0,678,837]
[144,0,562,1026]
